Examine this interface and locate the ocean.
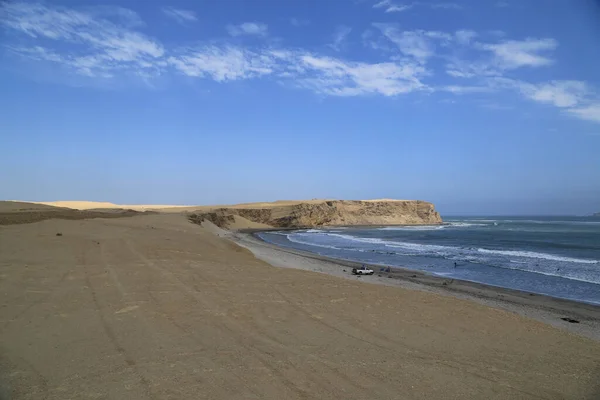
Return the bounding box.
[257,216,600,305]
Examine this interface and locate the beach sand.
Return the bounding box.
[1,210,599,399]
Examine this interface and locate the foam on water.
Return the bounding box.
[286,234,347,251]
[258,216,600,303]
[378,226,444,231]
[449,222,489,227]
[289,232,599,264]
[276,228,600,285]
[379,222,488,231]
[477,248,598,264]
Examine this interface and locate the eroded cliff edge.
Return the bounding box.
[189,200,442,229]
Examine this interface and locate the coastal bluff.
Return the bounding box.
[189,199,442,229]
[2,199,442,229]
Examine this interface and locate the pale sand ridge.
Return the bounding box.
[15,199,411,211]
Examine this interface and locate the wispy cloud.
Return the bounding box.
[290,18,310,27]
[1,2,164,78]
[294,54,428,96]
[226,22,268,37]
[373,24,474,63]
[2,1,599,126]
[429,3,463,9]
[373,0,413,13]
[329,25,352,51]
[162,7,197,25]
[481,78,600,122]
[168,46,274,81]
[446,37,558,79]
[517,80,589,108]
[441,85,493,94]
[566,104,600,123]
[480,38,557,69]
[373,24,436,63]
[168,47,428,96]
[513,80,600,123]
[373,1,462,13]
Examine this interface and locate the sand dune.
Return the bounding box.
[0,201,151,225]
[17,200,193,211]
[14,199,411,211]
[0,201,70,212]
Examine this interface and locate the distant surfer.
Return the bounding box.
[454,262,457,268]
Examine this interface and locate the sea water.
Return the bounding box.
[258,217,600,305]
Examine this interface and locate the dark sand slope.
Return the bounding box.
[1,214,599,399]
[0,201,150,225]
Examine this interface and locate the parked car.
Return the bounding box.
[352,266,374,275]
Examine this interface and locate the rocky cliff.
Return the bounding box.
[189,200,442,229]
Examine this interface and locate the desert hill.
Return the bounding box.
[189,199,441,229]
[2,199,442,228]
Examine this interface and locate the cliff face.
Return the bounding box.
[189,200,442,229]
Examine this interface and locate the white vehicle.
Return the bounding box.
[352,266,374,275]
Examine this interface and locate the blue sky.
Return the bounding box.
[1,0,599,215]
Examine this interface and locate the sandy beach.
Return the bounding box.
[230,229,600,341]
[1,207,599,399]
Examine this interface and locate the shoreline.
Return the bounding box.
[236,222,446,233]
[227,229,600,341]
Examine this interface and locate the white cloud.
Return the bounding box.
[445,61,497,79]
[445,69,475,78]
[330,25,352,51]
[480,38,557,69]
[168,46,275,81]
[168,46,428,97]
[373,1,463,13]
[429,3,463,9]
[518,81,589,108]
[441,85,493,94]
[1,2,427,97]
[226,22,268,37]
[1,2,164,78]
[3,2,600,125]
[495,1,509,7]
[446,37,558,79]
[162,7,197,24]
[373,24,475,63]
[482,78,600,124]
[374,24,436,63]
[513,80,600,124]
[297,54,428,96]
[566,104,600,123]
[373,0,413,13]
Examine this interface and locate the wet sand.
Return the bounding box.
[230,230,600,341]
